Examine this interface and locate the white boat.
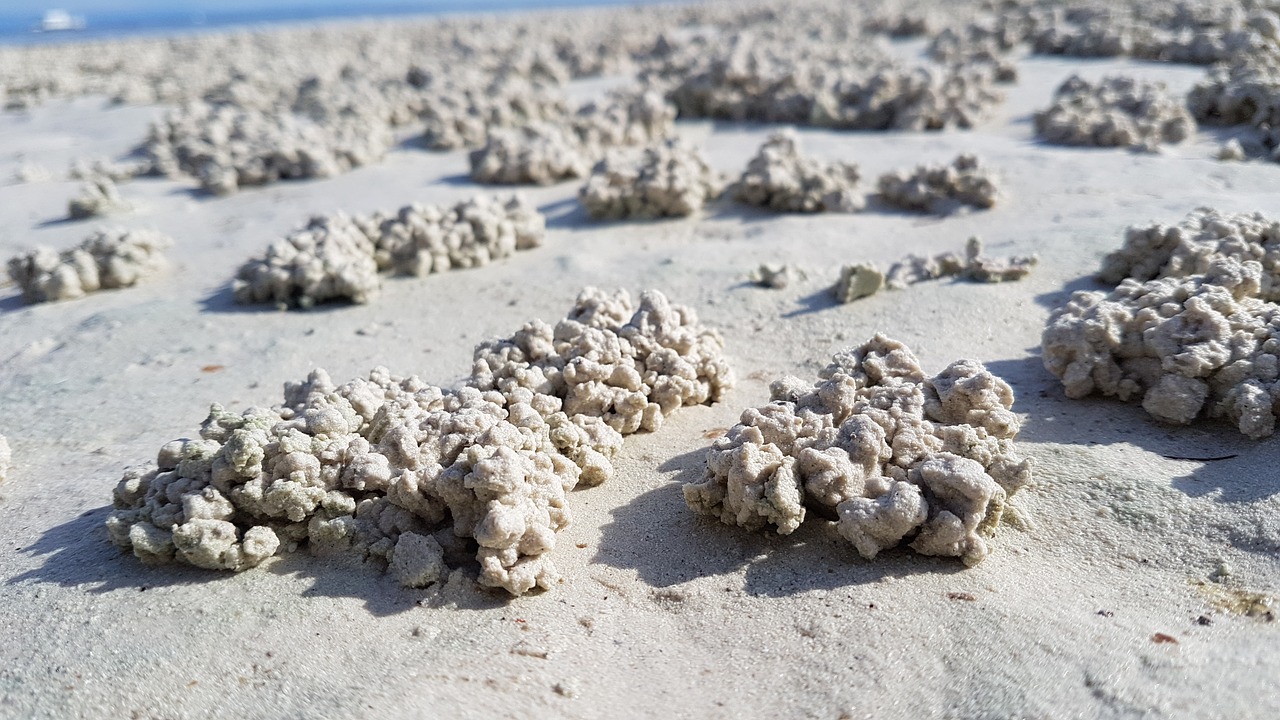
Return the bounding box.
[36,9,87,33]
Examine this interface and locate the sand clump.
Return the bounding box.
[1098,207,1280,300]
[468,122,593,186]
[11,161,53,184]
[831,238,1034,304]
[418,71,569,151]
[69,156,152,183]
[6,228,171,304]
[831,264,885,303]
[655,28,1005,131]
[233,214,382,309]
[887,237,1036,288]
[1034,74,1195,150]
[1189,53,1280,162]
[930,1,1277,68]
[684,334,1031,566]
[876,153,1000,214]
[469,90,675,186]
[108,288,733,596]
[923,13,1024,81]
[370,195,546,276]
[1029,4,1276,65]
[233,195,545,309]
[1043,208,1280,438]
[749,263,796,289]
[863,9,937,39]
[67,176,131,219]
[142,101,395,195]
[579,138,724,220]
[733,131,864,213]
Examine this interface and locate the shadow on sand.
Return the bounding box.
[984,353,1278,505]
[594,447,963,596]
[7,502,513,616]
[197,283,376,315]
[0,291,28,313]
[1033,271,1110,310]
[35,215,83,228]
[434,172,479,188]
[781,285,842,318]
[198,284,267,314]
[8,505,216,595]
[538,197,590,231]
[704,199,781,224]
[164,184,213,200]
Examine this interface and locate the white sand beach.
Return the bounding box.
[1,2,1277,717]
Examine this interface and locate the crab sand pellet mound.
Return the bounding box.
[67,175,131,219]
[1097,207,1280,299]
[468,90,675,185]
[1034,75,1195,150]
[684,335,1031,566]
[232,194,546,308]
[6,228,172,304]
[876,154,1000,214]
[107,288,733,596]
[578,138,724,220]
[657,27,1005,131]
[1042,208,1280,438]
[733,131,865,213]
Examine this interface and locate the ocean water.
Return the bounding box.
[0,0,672,46]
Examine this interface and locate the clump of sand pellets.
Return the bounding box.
[886,237,1036,288]
[831,264,884,303]
[733,131,864,213]
[468,122,592,186]
[233,214,381,309]
[1034,75,1195,151]
[469,89,675,185]
[877,154,999,213]
[418,72,569,151]
[578,138,724,220]
[6,228,171,304]
[684,334,1031,565]
[233,194,545,309]
[658,32,1004,131]
[68,176,131,219]
[1042,208,1280,438]
[143,101,394,195]
[1188,53,1280,162]
[108,288,734,596]
[750,263,796,289]
[830,238,1036,304]
[69,156,151,183]
[1098,207,1280,300]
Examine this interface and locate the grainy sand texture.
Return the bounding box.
[1,1,1278,718]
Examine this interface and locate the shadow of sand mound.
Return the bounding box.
[9,501,509,616]
[594,447,963,597]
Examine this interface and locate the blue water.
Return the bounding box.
[0,1,673,46]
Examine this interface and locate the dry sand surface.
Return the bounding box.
[1,3,1278,718]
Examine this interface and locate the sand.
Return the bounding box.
[1,10,1278,720]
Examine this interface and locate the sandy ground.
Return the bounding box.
[1,40,1278,720]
